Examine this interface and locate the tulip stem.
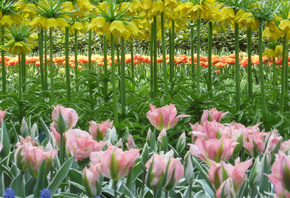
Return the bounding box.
[114,180,117,198]
[273,58,276,104]
[111,33,118,126]
[65,27,71,102]
[190,22,194,76]
[49,28,54,104]
[44,29,48,91]
[88,30,92,100]
[161,12,169,100]
[281,34,287,113]
[153,15,158,99]
[130,41,134,77]
[104,34,108,102]
[1,27,6,93]
[258,24,267,114]
[60,133,64,165]
[196,19,201,95]
[235,23,240,112]
[207,21,213,98]
[75,31,78,93]
[247,28,253,97]
[141,169,146,196]
[165,191,168,198]
[120,37,126,115]
[150,23,154,98]
[170,19,175,96]
[38,29,45,95]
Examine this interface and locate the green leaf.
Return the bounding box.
[195,179,215,198]
[10,172,25,197]
[0,121,10,162]
[47,156,74,195]
[33,159,48,197]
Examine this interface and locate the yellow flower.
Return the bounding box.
[263,48,275,58]
[218,7,235,23]
[109,20,127,36]
[279,20,290,33]
[77,0,94,12]
[151,0,164,16]
[1,15,14,26]
[274,45,283,57]
[143,0,152,10]
[87,17,107,32]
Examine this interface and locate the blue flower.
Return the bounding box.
[95,196,102,198]
[4,188,15,198]
[40,189,51,198]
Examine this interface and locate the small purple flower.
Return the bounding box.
[4,188,15,198]
[40,189,51,198]
[95,196,102,198]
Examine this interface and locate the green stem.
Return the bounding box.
[170,19,175,95]
[258,24,267,113]
[285,41,288,103]
[65,27,71,101]
[114,180,117,198]
[44,29,48,91]
[247,28,253,97]
[273,58,276,103]
[130,41,134,77]
[190,22,194,76]
[120,37,126,115]
[49,28,54,104]
[88,30,92,100]
[161,12,169,100]
[104,34,108,102]
[150,23,154,98]
[111,33,118,126]
[281,34,287,113]
[196,19,201,95]
[22,53,26,92]
[39,29,45,94]
[208,21,213,97]
[60,133,64,165]
[141,169,146,196]
[153,15,158,98]
[1,27,6,93]
[235,23,240,112]
[75,31,78,93]
[165,191,168,198]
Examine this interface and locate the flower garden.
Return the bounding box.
[1,0,290,197]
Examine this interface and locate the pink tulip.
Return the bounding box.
[0,109,6,126]
[0,143,2,153]
[89,120,114,141]
[200,108,227,125]
[243,133,265,157]
[281,139,290,154]
[266,152,290,197]
[203,121,224,139]
[26,146,58,178]
[19,136,38,146]
[188,138,238,163]
[74,137,107,161]
[52,105,78,133]
[146,103,190,131]
[264,130,282,154]
[90,145,140,181]
[209,158,252,192]
[216,178,236,198]
[145,151,184,191]
[82,163,102,197]
[51,122,61,148]
[14,141,33,171]
[126,135,137,150]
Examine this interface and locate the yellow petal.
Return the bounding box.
[143,0,152,10]
[109,21,126,35]
[263,48,274,58]
[46,18,58,29]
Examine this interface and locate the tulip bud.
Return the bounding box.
[158,129,168,152]
[106,126,118,145]
[116,138,123,149]
[20,118,29,137]
[0,109,7,126]
[0,143,2,153]
[249,155,264,188]
[176,132,186,154]
[30,123,38,138]
[184,152,194,185]
[141,143,149,168]
[126,135,137,150]
[216,179,236,198]
[82,163,103,197]
[146,128,152,144]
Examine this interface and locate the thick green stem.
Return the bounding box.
[75,31,78,92]
[111,34,118,126]
[235,23,240,112]
[88,30,92,100]
[114,180,117,198]
[258,24,267,113]
[273,58,276,103]
[39,29,45,94]
[208,21,213,97]
[161,12,169,100]
[150,23,154,98]
[65,27,71,101]
[120,37,126,115]
[130,41,134,77]
[44,29,48,90]
[49,29,54,104]
[1,27,6,93]
[247,28,253,97]
[104,34,108,102]
[190,22,194,76]
[196,19,201,95]
[60,133,64,165]
[281,34,287,113]
[153,15,158,98]
[170,19,175,94]
[22,53,26,92]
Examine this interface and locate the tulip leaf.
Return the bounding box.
[25,177,37,196]
[259,154,269,194]
[122,184,135,198]
[195,179,215,198]
[47,156,74,195]
[0,121,10,162]
[194,191,206,198]
[40,118,54,147]
[10,172,25,197]
[52,192,80,198]
[126,161,143,191]
[33,159,48,198]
